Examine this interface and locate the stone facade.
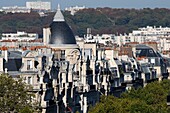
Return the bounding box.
[0,5,169,113]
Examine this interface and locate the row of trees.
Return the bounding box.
[69,8,170,36]
[89,80,170,113]
[0,8,170,37]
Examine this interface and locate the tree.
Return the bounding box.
[89,80,170,113]
[0,74,35,112]
[89,95,154,113]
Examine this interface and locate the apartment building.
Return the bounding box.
[0,6,169,113]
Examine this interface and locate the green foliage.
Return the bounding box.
[0,74,34,112]
[0,8,170,36]
[75,111,80,113]
[19,106,33,113]
[89,96,153,113]
[89,80,170,113]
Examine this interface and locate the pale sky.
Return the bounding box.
[0,0,170,9]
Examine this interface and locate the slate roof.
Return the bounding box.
[4,51,22,71]
[49,5,76,45]
[8,51,22,58]
[136,44,159,57]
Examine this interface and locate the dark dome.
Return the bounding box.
[49,21,76,44]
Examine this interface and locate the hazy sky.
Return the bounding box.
[0,0,170,9]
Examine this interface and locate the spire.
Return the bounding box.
[53,4,65,22]
[57,4,60,10]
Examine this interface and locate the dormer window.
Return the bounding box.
[149,50,153,53]
[27,60,33,70]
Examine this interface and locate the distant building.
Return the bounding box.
[65,5,85,15]
[1,31,38,41]
[131,26,170,51]
[26,1,51,11]
[1,6,31,13]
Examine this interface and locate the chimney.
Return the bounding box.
[43,28,50,45]
[4,50,8,62]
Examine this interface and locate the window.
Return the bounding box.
[136,50,141,54]
[61,50,65,60]
[149,50,153,53]
[27,60,33,70]
[28,77,32,84]
[63,83,65,88]
[84,49,92,61]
